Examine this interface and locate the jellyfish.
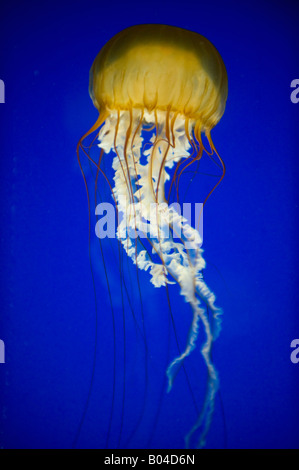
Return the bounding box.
[77,24,228,449]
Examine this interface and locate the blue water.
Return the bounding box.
[0,0,298,449]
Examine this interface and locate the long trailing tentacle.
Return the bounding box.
[73,112,109,448]
[96,109,224,449]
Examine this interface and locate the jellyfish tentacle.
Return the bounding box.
[196,278,222,339]
[166,300,203,392]
[97,109,221,450]
[184,302,219,449]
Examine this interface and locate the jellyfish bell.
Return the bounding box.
[77,24,228,448]
[89,24,227,129]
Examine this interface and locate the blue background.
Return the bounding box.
[0,0,298,449]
